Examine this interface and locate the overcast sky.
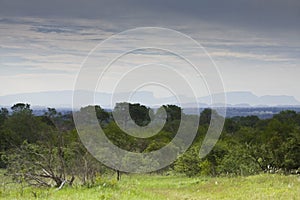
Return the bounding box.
[0,0,299,101]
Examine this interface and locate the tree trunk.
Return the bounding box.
[116,170,121,181]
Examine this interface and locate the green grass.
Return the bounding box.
[1,170,299,200]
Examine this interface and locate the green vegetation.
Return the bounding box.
[1,170,299,200]
[0,102,299,199]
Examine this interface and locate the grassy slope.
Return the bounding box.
[1,171,299,200]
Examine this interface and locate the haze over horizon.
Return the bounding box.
[1,90,300,109]
[0,0,299,101]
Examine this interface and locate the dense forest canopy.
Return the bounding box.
[0,103,299,187]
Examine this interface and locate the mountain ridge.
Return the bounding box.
[1,90,299,108]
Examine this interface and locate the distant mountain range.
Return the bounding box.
[0,90,300,108]
[202,91,300,107]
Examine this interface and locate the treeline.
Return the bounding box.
[175,110,300,177]
[0,103,299,187]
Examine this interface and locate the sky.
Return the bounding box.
[0,0,300,101]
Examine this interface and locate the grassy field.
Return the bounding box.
[0,170,299,200]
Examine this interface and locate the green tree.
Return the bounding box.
[217,143,261,176]
[0,108,8,125]
[0,108,9,167]
[174,146,201,177]
[3,103,45,146]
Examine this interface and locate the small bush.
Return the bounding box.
[86,175,118,189]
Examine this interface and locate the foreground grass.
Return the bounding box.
[1,171,299,200]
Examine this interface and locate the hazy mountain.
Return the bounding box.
[0,90,300,108]
[199,91,300,107]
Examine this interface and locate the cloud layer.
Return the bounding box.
[0,1,299,100]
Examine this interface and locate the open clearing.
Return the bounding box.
[1,171,299,200]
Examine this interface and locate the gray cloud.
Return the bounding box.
[0,1,299,99]
[0,0,299,30]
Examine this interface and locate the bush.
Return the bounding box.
[174,147,201,177]
[86,175,118,189]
